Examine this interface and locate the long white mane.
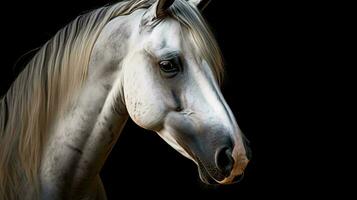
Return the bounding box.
[0,0,223,199]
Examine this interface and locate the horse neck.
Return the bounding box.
[40,13,135,198]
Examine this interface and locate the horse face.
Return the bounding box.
[122,0,249,184]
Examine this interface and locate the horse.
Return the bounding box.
[0,0,250,199]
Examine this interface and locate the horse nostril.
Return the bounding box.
[215,147,234,178]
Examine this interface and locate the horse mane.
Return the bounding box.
[0,0,223,199]
[0,1,152,198]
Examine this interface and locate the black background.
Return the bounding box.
[0,0,327,199]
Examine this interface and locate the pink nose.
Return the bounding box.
[215,146,234,177]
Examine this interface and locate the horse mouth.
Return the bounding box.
[196,158,225,185]
[196,157,247,185]
[197,164,218,184]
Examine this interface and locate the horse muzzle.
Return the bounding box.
[195,142,249,185]
[162,111,249,184]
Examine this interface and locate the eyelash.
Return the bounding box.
[158,57,182,78]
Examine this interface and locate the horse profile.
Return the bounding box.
[0,0,249,199]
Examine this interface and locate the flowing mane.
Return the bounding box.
[0,0,223,198]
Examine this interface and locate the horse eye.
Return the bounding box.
[159,60,179,77]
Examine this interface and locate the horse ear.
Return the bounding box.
[155,0,175,17]
[188,0,212,11]
[141,0,175,27]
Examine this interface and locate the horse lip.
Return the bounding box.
[196,157,225,185]
[198,166,217,185]
[179,141,241,185]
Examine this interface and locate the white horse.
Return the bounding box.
[0,0,249,199]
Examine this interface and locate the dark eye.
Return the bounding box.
[159,60,180,77]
